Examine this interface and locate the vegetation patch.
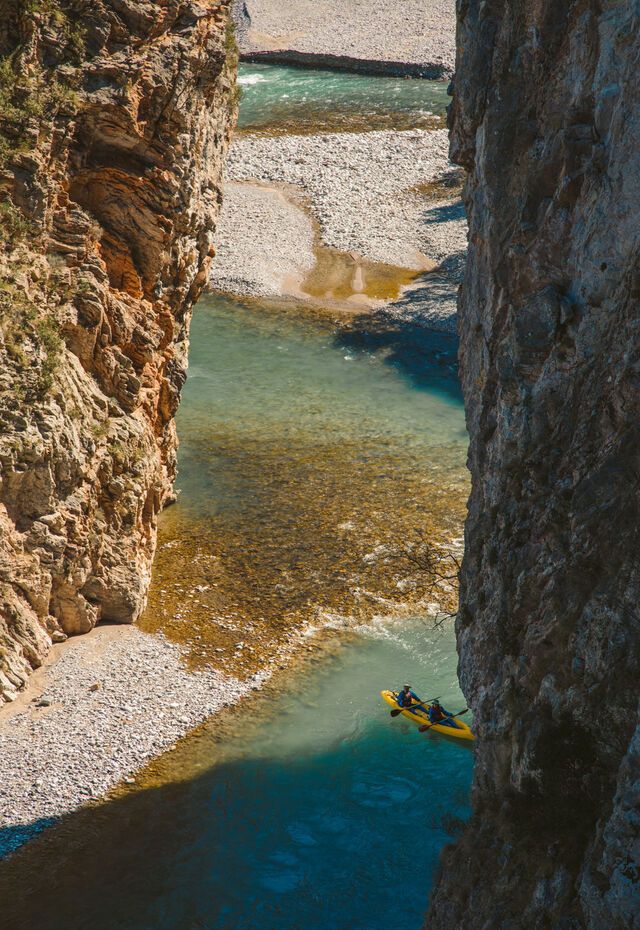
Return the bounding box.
[0,1,84,169]
[0,202,35,247]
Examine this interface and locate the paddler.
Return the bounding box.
[397,683,421,709]
[428,699,458,729]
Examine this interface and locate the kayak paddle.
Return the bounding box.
[390,695,440,718]
[418,707,469,733]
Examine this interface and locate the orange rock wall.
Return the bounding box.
[0,0,237,701]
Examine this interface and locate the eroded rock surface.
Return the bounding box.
[0,0,236,702]
[428,2,640,927]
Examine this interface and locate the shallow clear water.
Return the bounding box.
[237,63,449,134]
[0,619,472,930]
[141,296,468,671]
[177,296,465,514]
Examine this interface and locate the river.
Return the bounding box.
[236,62,449,134]
[0,617,472,930]
[0,64,471,930]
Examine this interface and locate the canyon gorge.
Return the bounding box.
[428,1,639,927]
[0,0,637,928]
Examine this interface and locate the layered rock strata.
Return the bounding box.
[0,0,236,702]
[429,1,640,927]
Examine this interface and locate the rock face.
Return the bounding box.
[0,0,236,702]
[427,2,640,927]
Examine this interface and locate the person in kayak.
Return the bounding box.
[428,700,459,729]
[397,684,422,709]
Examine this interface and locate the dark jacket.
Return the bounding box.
[397,689,420,708]
[428,704,451,723]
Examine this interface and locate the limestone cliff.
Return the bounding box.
[0,0,236,702]
[428,2,640,927]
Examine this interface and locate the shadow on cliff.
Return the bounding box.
[333,302,463,404]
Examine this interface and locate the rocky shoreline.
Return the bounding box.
[226,129,458,267]
[212,128,466,330]
[241,50,451,80]
[0,625,270,856]
[212,181,316,298]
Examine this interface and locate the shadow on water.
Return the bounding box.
[0,739,471,930]
[0,618,474,930]
[334,312,462,402]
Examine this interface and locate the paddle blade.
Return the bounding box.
[390,708,404,717]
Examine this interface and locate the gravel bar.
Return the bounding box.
[234,0,456,77]
[212,181,315,297]
[225,129,463,268]
[0,625,269,857]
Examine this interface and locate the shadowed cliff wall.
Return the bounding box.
[428,1,639,927]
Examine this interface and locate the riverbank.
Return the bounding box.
[212,181,316,298]
[212,127,466,329]
[234,0,456,78]
[226,129,458,266]
[0,625,273,855]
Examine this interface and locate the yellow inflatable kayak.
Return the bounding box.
[381,690,475,742]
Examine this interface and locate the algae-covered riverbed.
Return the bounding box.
[141,295,468,675]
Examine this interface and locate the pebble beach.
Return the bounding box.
[236,0,456,76]
[0,626,269,855]
[213,128,466,330]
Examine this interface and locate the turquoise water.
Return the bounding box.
[141,296,468,664]
[176,295,466,514]
[0,619,472,930]
[237,63,449,133]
